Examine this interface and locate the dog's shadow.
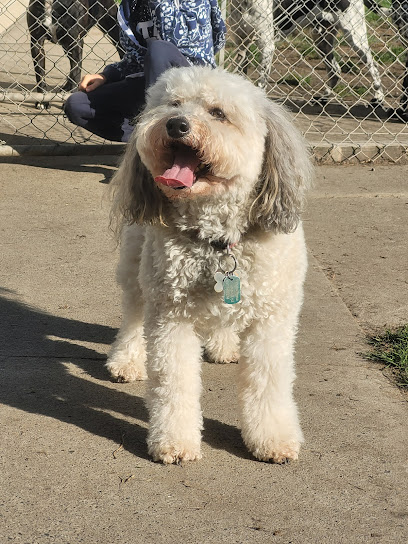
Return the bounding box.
[1,289,248,461]
[0,288,151,459]
[203,418,251,460]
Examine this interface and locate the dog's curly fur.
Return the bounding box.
[106,66,313,464]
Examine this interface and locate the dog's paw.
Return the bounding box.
[60,81,77,93]
[204,349,239,364]
[248,439,301,464]
[106,338,147,382]
[204,328,240,364]
[35,101,50,110]
[215,355,239,364]
[148,442,202,464]
[105,359,147,382]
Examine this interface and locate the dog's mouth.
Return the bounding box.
[154,144,210,190]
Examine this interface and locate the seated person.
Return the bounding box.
[64,0,226,142]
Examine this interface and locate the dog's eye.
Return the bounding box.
[170,100,181,108]
[209,108,226,120]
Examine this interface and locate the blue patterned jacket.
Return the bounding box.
[102,0,226,82]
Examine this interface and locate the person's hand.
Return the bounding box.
[79,73,106,92]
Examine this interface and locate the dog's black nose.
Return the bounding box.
[166,117,190,139]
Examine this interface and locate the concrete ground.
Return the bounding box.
[0,158,407,544]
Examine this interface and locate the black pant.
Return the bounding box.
[64,40,190,142]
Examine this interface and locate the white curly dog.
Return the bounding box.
[106,66,313,464]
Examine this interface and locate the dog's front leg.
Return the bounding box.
[238,317,303,463]
[145,317,203,464]
[61,36,84,91]
[29,35,47,94]
[106,289,147,382]
[106,226,147,382]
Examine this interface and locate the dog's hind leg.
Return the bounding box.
[53,0,88,91]
[337,3,384,103]
[29,34,47,93]
[145,318,203,464]
[254,0,275,89]
[237,316,303,463]
[203,327,240,364]
[27,3,49,109]
[29,34,50,109]
[313,20,341,99]
[27,1,48,93]
[400,52,408,116]
[97,10,125,59]
[60,36,84,91]
[230,0,274,88]
[106,227,147,382]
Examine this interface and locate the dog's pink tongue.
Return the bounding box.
[155,147,200,188]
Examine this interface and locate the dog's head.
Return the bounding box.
[112,66,312,233]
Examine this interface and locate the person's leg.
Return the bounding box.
[64,76,145,142]
[144,39,190,88]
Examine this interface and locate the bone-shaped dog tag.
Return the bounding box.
[214,272,225,293]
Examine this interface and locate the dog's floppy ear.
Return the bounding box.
[249,100,313,233]
[110,137,167,231]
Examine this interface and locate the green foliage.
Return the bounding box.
[365,325,408,387]
[365,0,392,23]
[298,43,320,61]
[334,84,369,97]
[374,46,406,65]
[277,72,311,87]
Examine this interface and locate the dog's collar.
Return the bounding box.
[210,239,238,251]
[185,228,240,251]
[182,227,248,253]
[182,229,242,304]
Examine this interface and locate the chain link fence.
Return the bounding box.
[1,0,408,160]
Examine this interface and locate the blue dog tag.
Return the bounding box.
[213,249,241,304]
[223,274,241,304]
